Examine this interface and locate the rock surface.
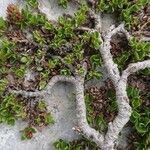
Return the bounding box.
[0,82,79,150]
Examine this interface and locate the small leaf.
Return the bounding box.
[38,101,47,111]
[39,80,47,90]
[132,111,140,119]
[44,21,55,31]
[60,69,71,76]
[20,56,28,63]
[132,97,141,109]
[135,122,147,134]
[7,117,15,126]
[0,17,6,29]
[44,113,54,125]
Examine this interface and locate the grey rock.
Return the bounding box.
[0,82,79,150]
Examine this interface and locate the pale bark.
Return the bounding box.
[75,75,104,147]
[10,75,76,97]
[100,25,150,150]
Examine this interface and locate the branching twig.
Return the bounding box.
[9,89,45,98]
[103,60,150,150]
[76,26,96,32]
[99,24,150,150]
[45,75,76,92]
[10,75,76,98]
[121,60,150,79]
[74,62,104,147]
[75,75,104,146]
[100,25,122,86]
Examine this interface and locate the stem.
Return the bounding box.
[75,75,104,147]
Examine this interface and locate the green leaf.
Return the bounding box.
[77,65,86,75]
[0,17,6,29]
[37,101,47,111]
[26,0,38,8]
[87,70,103,80]
[54,139,70,150]
[20,56,28,63]
[15,66,26,78]
[0,79,8,94]
[33,30,46,45]
[37,66,43,71]
[60,68,71,76]
[44,113,54,125]
[132,111,140,119]
[21,127,36,140]
[22,9,46,27]
[90,54,101,68]
[0,39,16,64]
[135,122,147,134]
[39,80,47,90]
[21,133,27,140]
[64,53,74,64]
[74,4,88,27]
[127,86,140,98]
[44,21,55,32]
[107,89,118,112]
[7,117,15,126]
[58,0,69,9]
[91,32,101,49]
[132,97,141,109]
[115,51,130,69]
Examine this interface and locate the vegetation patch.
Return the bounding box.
[0,0,149,149]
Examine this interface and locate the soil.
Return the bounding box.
[87,78,117,125]
[110,32,130,57]
[132,3,150,40]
